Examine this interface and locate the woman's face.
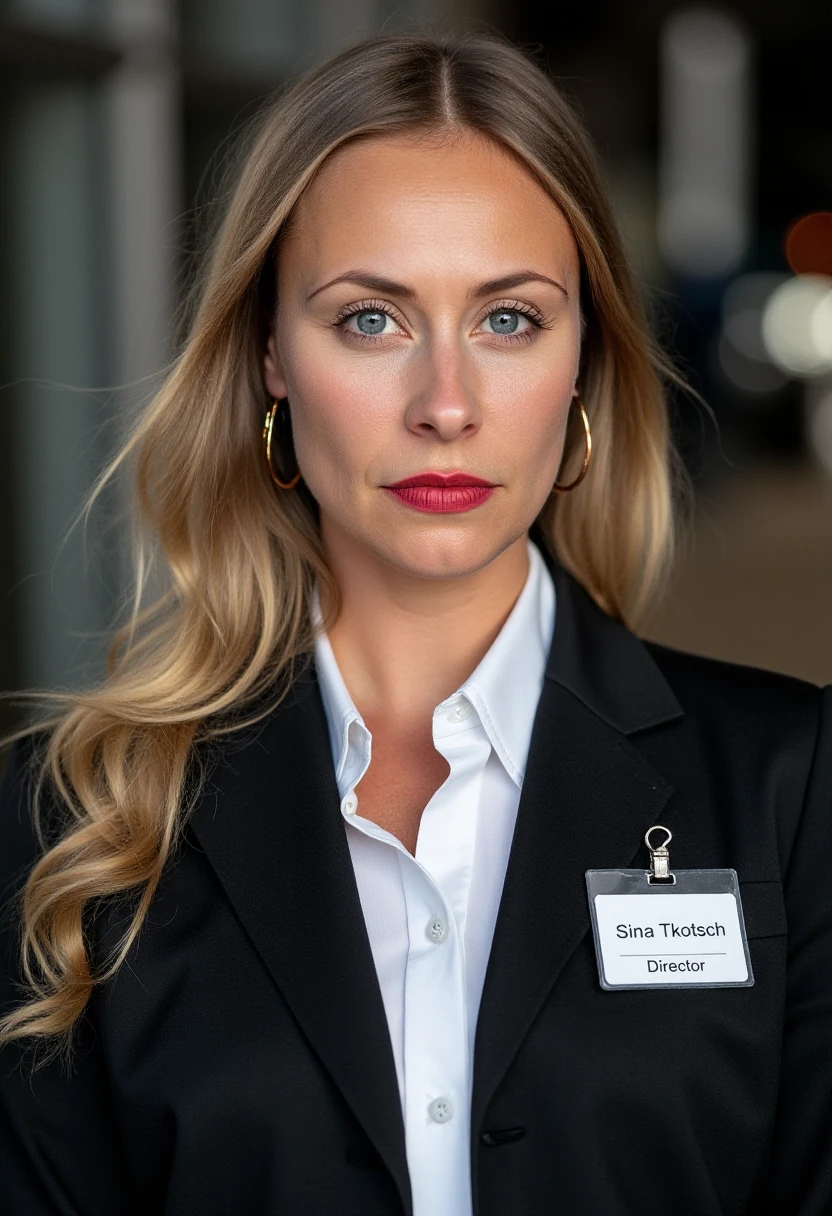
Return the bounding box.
[264,129,582,581]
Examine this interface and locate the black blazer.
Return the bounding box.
[1,552,831,1216]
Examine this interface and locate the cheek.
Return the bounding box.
[492,353,577,455]
[283,339,395,477]
[511,380,571,438]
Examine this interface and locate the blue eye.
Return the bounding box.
[486,309,523,335]
[352,309,388,336]
[334,300,402,342]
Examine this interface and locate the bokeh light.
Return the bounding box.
[785,213,832,278]
[761,275,832,377]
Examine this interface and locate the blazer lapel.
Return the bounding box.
[471,553,685,1133]
[187,662,411,1213]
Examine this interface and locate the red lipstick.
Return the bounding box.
[383,471,497,514]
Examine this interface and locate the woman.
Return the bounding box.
[0,26,829,1216]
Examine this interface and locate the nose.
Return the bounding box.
[404,339,482,441]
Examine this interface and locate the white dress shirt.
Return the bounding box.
[311,537,556,1216]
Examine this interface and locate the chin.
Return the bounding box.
[374,528,518,581]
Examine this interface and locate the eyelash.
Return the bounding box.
[332,297,554,346]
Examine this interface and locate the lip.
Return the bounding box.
[384,471,496,488]
[383,470,499,515]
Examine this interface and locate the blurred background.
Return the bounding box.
[0,0,829,730]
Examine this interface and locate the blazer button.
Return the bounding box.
[481,1126,526,1147]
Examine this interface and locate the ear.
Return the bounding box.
[263,329,289,400]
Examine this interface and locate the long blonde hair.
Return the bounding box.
[0,25,685,1068]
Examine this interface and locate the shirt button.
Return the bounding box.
[343,795,357,815]
[425,917,448,944]
[446,699,472,722]
[428,1096,454,1124]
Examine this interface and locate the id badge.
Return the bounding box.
[586,826,755,991]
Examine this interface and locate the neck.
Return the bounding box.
[318,519,530,729]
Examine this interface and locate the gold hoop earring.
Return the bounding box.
[263,397,302,490]
[551,396,592,493]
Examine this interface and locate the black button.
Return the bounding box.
[481,1126,526,1147]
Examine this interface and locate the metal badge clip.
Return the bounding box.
[645,824,675,884]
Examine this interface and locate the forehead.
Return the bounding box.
[278,130,580,288]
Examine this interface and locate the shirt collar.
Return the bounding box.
[311,537,556,794]
[312,604,371,795]
[456,537,555,786]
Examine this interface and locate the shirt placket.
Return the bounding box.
[398,694,491,1216]
[338,694,489,1216]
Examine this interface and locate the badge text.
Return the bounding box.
[616,921,727,939]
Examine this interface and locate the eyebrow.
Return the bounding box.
[306,269,569,302]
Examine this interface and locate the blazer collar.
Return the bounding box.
[538,540,683,734]
[187,550,684,1205]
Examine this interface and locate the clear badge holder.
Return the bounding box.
[586,826,755,991]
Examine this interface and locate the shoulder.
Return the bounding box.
[637,643,831,880]
[641,641,830,832]
[643,638,826,730]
